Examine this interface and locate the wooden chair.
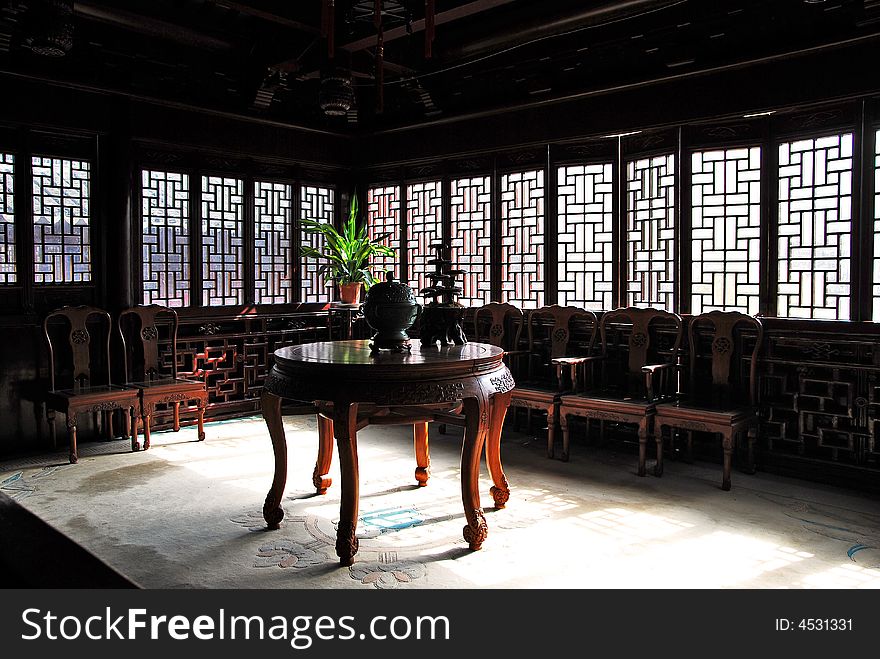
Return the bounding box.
[653,311,764,491]
[557,307,682,471]
[118,304,208,450]
[43,306,140,464]
[512,305,599,460]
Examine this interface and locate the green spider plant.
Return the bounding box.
[299,194,395,290]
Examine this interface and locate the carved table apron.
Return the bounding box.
[260,339,515,566]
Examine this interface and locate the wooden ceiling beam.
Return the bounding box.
[211,1,321,35]
[341,0,519,52]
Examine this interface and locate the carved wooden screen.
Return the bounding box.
[690,146,762,314]
[32,156,91,284]
[874,128,880,319]
[777,133,853,319]
[557,163,614,310]
[450,175,492,306]
[367,185,401,280]
[201,175,244,306]
[300,185,334,304]
[142,169,191,307]
[253,181,293,304]
[625,153,675,310]
[0,154,13,284]
[500,169,545,309]
[406,180,443,293]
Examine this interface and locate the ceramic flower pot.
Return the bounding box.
[338,282,362,305]
[362,277,421,352]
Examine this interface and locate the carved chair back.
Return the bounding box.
[525,305,599,387]
[685,311,764,408]
[472,302,524,351]
[43,305,113,392]
[596,307,683,397]
[118,304,180,383]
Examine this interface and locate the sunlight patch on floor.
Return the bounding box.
[798,563,880,588]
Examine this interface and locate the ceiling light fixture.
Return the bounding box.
[27,0,74,57]
[319,70,355,116]
[742,110,776,118]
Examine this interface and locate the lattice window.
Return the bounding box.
[201,175,244,306]
[874,129,880,319]
[300,185,334,303]
[691,146,762,314]
[406,180,443,292]
[626,154,676,310]
[450,175,492,306]
[0,154,14,284]
[778,133,852,320]
[557,163,614,310]
[252,181,293,305]
[141,170,190,307]
[32,156,91,284]
[499,169,545,309]
[367,185,401,281]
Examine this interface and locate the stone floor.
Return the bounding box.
[2,415,879,589]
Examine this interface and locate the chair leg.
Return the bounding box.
[197,396,206,441]
[46,407,57,449]
[685,430,694,464]
[414,422,430,487]
[123,408,131,440]
[653,418,664,477]
[313,414,334,494]
[526,409,533,433]
[66,414,78,464]
[142,407,152,451]
[173,402,181,432]
[721,431,734,491]
[547,405,558,460]
[130,407,140,451]
[105,410,115,439]
[558,410,569,462]
[746,424,757,475]
[637,416,649,477]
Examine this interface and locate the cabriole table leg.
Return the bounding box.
[261,390,287,529]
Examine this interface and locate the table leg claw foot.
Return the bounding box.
[490,485,509,509]
[463,509,488,550]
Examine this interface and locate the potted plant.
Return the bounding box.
[300,194,395,304]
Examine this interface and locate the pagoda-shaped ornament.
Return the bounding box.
[419,241,467,346]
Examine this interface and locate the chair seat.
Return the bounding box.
[125,377,206,395]
[511,383,560,404]
[654,400,756,426]
[559,393,656,416]
[46,385,139,407]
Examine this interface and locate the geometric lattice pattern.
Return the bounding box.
[874,129,880,320]
[691,146,762,314]
[253,181,293,305]
[367,185,401,281]
[406,180,443,293]
[626,153,675,310]
[0,154,14,284]
[500,169,545,309]
[557,163,614,310]
[141,169,190,307]
[300,185,334,304]
[201,176,244,306]
[777,133,852,320]
[450,175,492,306]
[32,156,91,284]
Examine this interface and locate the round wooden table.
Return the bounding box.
[260,339,515,566]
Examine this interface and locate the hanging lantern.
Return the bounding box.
[28,0,74,57]
[319,70,354,116]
